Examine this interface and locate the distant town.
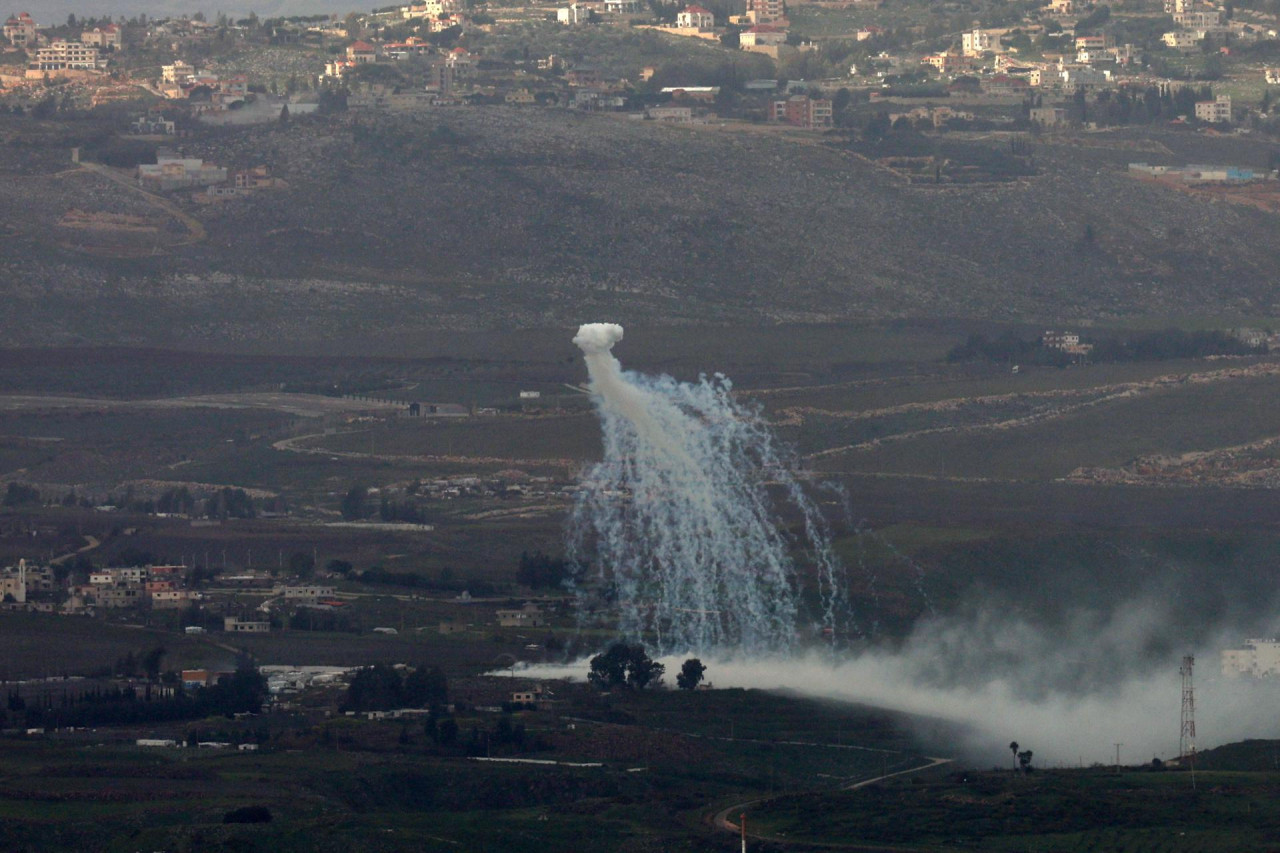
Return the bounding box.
[5,0,1280,144]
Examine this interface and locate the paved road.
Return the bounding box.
[50,535,100,565]
[76,160,207,245]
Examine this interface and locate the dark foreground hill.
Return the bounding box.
[3,108,1278,352]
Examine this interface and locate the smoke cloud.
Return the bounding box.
[553,323,1280,766]
[523,605,1280,767]
[569,322,850,654]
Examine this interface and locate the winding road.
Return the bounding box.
[711,755,953,850]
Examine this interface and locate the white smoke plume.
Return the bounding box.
[521,604,1280,766]
[556,323,1280,765]
[568,322,851,654]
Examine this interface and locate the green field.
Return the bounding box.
[0,686,935,853]
[749,767,1280,852]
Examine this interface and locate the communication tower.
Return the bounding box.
[1179,654,1196,759]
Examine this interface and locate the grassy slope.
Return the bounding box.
[8,108,1280,349]
[750,767,1280,852]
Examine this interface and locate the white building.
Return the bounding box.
[557,4,590,24]
[1223,639,1280,677]
[80,24,122,50]
[1174,10,1220,28]
[1195,94,1231,123]
[1029,68,1059,88]
[961,28,994,57]
[1060,66,1109,89]
[225,616,270,633]
[1163,30,1201,48]
[497,603,547,627]
[1030,106,1067,126]
[740,24,787,47]
[0,560,31,603]
[162,60,194,83]
[403,0,450,18]
[275,585,337,601]
[32,40,101,71]
[676,4,714,29]
[137,151,227,190]
[648,105,693,122]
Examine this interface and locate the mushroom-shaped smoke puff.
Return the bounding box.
[573,323,624,355]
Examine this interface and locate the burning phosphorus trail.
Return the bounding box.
[568,322,853,655]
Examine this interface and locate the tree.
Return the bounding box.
[1009,740,1019,771]
[288,551,315,579]
[588,642,664,690]
[3,482,39,506]
[437,717,459,745]
[676,658,706,690]
[588,643,630,689]
[340,485,367,520]
[327,559,354,577]
[278,103,290,124]
[1018,749,1034,773]
[403,665,448,707]
[517,551,572,589]
[318,87,348,114]
[343,663,404,711]
[207,656,269,714]
[141,646,165,682]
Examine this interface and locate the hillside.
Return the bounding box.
[4,108,1280,352]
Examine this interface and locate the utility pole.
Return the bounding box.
[1180,654,1196,760]
[740,812,747,853]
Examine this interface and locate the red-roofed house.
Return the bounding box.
[677,5,715,28]
[4,11,36,46]
[740,24,787,46]
[446,45,473,75]
[346,40,378,63]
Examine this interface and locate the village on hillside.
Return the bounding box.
[3,0,1280,141]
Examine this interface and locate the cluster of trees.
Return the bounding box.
[341,486,368,520]
[357,565,491,595]
[342,663,448,712]
[113,645,168,681]
[947,332,1075,366]
[460,712,551,755]
[516,551,575,590]
[2,482,40,507]
[1067,85,1218,127]
[79,486,263,519]
[586,644,709,691]
[1010,741,1035,773]
[948,328,1265,365]
[588,643,664,690]
[378,496,428,524]
[13,660,268,729]
[1091,329,1264,361]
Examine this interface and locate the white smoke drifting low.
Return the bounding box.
[521,603,1280,767]
[557,323,1280,765]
